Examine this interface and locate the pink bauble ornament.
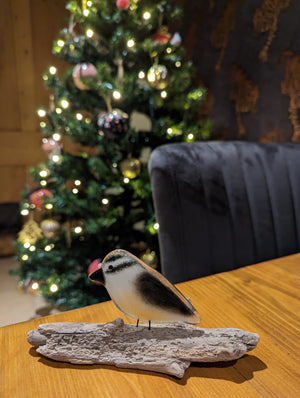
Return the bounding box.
[72,63,98,90]
[30,189,53,210]
[88,259,102,285]
[116,0,130,10]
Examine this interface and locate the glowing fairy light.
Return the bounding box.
[50,283,59,293]
[60,99,69,109]
[143,11,151,20]
[45,203,53,210]
[55,107,62,114]
[76,113,83,121]
[49,66,57,75]
[52,133,61,141]
[127,39,135,48]
[161,90,167,99]
[138,71,145,79]
[153,222,160,231]
[40,122,46,128]
[87,0,92,6]
[37,108,46,117]
[102,198,109,205]
[74,180,81,186]
[72,188,79,194]
[57,40,65,48]
[51,154,60,163]
[22,255,29,261]
[44,245,52,252]
[31,282,39,290]
[123,177,130,184]
[39,170,48,178]
[166,47,172,54]
[113,91,121,100]
[23,242,31,249]
[175,61,181,68]
[74,226,83,234]
[40,180,47,186]
[21,209,29,216]
[29,245,36,252]
[83,9,90,16]
[86,29,94,38]
[167,128,173,135]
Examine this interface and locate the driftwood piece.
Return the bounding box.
[27,318,259,378]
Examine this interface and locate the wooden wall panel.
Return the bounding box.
[0,0,67,203]
[31,0,69,111]
[0,166,26,203]
[0,2,21,131]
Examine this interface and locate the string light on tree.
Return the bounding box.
[161,90,167,99]
[52,133,61,141]
[143,11,151,20]
[186,133,195,142]
[50,283,59,293]
[21,209,29,216]
[37,108,46,118]
[49,66,57,75]
[57,40,65,48]
[31,282,39,291]
[74,226,83,234]
[113,90,121,100]
[127,39,135,48]
[60,98,70,109]
[86,29,94,38]
[44,244,54,252]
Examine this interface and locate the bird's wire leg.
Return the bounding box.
[148,320,151,330]
[136,318,139,328]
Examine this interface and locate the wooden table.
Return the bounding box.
[1,254,300,398]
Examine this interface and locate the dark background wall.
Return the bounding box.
[178,0,300,142]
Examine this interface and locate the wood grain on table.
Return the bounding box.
[1,254,300,398]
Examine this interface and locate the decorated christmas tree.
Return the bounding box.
[15,0,210,309]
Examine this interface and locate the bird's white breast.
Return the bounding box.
[104,265,198,324]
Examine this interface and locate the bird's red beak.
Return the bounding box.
[89,263,105,285]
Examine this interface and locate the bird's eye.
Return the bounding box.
[108,265,114,271]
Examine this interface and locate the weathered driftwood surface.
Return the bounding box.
[27,318,259,378]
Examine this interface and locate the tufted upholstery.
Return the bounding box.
[148,141,300,283]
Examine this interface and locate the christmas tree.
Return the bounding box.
[15,0,210,309]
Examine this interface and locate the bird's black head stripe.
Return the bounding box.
[106,253,124,263]
[105,259,136,273]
